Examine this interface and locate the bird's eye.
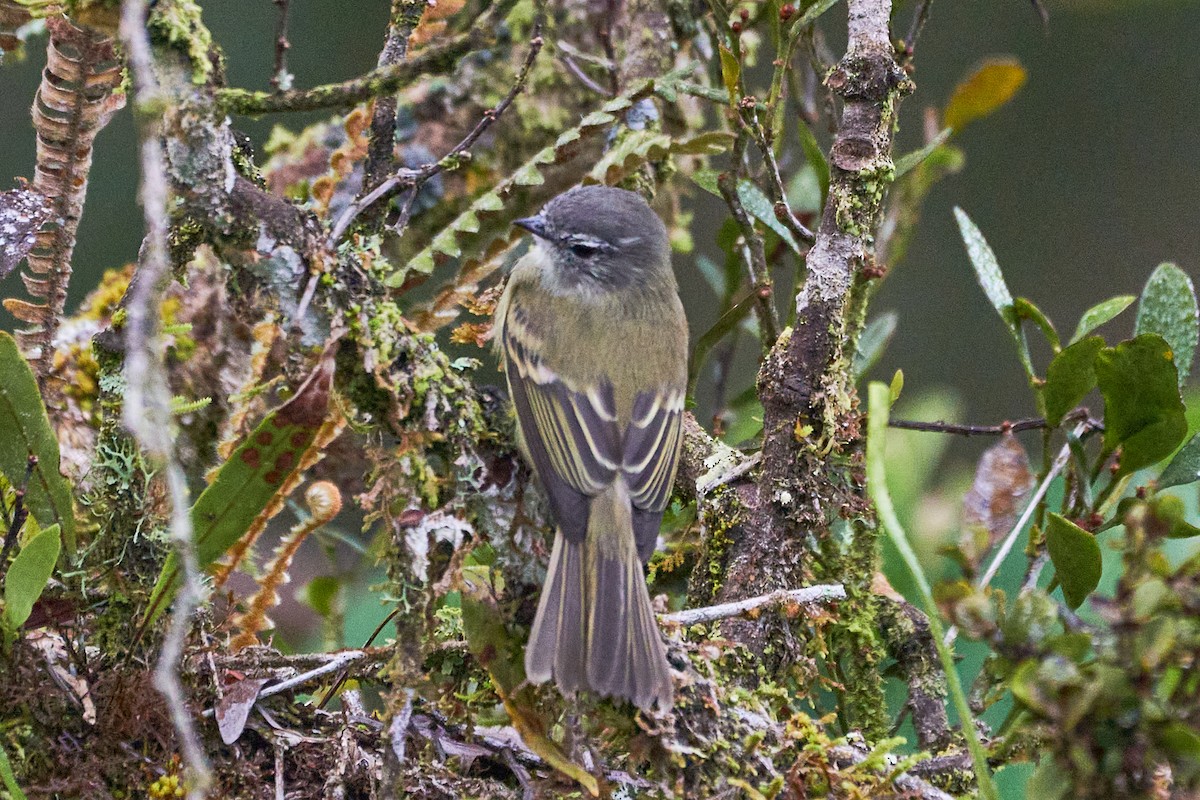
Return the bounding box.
[568,241,601,258]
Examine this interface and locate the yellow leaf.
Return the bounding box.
[943,58,1027,132]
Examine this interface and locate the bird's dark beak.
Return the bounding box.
[514,214,548,238]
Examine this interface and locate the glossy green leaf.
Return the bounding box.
[1043,336,1103,427]
[1135,263,1198,387]
[718,44,739,108]
[1071,295,1135,343]
[894,128,952,179]
[853,311,898,379]
[0,332,75,552]
[1159,432,1200,489]
[145,348,336,626]
[1045,513,1101,610]
[1096,334,1188,474]
[954,207,1033,378]
[1014,297,1060,351]
[943,58,1028,132]
[4,524,60,631]
[737,180,801,254]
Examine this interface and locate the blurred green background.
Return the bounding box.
[2,2,1198,793]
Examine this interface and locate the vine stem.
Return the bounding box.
[866,382,999,800]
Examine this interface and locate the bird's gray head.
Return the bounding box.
[514,186,671,290]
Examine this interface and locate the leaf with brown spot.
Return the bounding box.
[141,342,341,630]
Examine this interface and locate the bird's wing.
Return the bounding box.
[503,317,621,543]
[623,388,684,561]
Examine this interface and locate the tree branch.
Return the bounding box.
[214,21,499,116]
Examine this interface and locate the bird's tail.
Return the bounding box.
[524,482,673,711]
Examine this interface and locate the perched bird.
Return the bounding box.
[495,185,687,711]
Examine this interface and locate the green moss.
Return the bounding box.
[147,0,215,85]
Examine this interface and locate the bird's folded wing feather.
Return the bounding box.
[503,320,620,542]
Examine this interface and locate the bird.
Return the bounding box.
[494,185,688,711]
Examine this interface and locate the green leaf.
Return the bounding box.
[1096,334,1188,474]
[1071,295,1135,343]
[943,57,1028,132]
[691,168,720,197]
[301,575,342,618]
[687,293,756,395]
[853,311,898,379]
[737,180,801,254]
[1135,263,1198,387]
[4,524,61,631]
[719,44,740,108]
[670,130,734,156]
[1045,513,1101,610]
[0,744,28,800]
[1159,722,1200,764]
[1148,494,1200,539]
[1043,336,1103,427]
[1025,758,1070,800]
[1014,297,1060,352]
[795,120,829,206]
[1159,433,1200,489]
[894,128,952,179]
[953,207,1033,379]
[145,348,337,627]
[0,332,75,553]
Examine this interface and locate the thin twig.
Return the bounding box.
[119,2,209,795]
[326,24,544,246]
[717,150,780,347]
[887,412,1078,438]
[259,649,371,699]
[661,584,845,626]
[215,21,496,115]
[269,0,292,92]
[362,0,429,212]
[905,0,934,51]
[560,53,610,96]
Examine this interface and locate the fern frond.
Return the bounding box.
[2,17,122,379]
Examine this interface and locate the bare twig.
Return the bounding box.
[662,584,845,626]
[327,24,544,246]
[215,21,498,115]
[362,0,429,211]
[119,2,209,794]
[258,649,371,699]
[905,0,934,52]
[718,147,780,348]
[269,0,292,91]
[829,746,956,800]
[887,408,1091,437]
